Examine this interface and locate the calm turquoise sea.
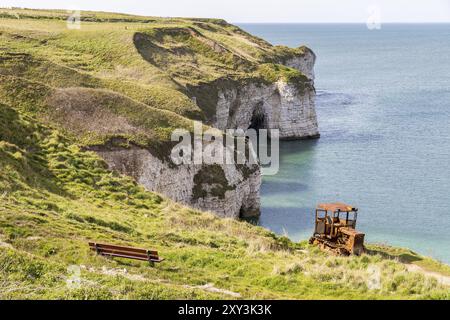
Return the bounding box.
[239,23,450,263]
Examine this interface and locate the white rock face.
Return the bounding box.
[94,146,261,219]
[211,49,319,139]
[284,48,316,81]
[213,80,319,139]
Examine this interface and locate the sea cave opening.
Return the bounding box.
[249,111,266,131]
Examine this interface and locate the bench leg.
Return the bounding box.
[149,260,155,267]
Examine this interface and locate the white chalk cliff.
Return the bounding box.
[95,49,319,219]
[94,145,261,219]
[216,48,318,139]
[213,80,319,139]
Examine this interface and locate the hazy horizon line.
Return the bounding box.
[1,6,449,24]
[234,21,450,24]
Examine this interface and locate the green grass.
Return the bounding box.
[368,245,450,277]
[0,10,309,153]
[0,99,449,300]
[0,8,449,300]
[257,63,311,91]
[0,8,311,121]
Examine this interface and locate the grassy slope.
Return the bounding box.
[1,105,448,300]
[0,8,309,117]
[0,9,449,299]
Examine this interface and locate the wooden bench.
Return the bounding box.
[89,242,164,266]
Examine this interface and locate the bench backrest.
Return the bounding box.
[89,242,159,261]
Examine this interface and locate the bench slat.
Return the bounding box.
[90,248,160,260]
[98,252,164,263]
[89,242,157,255]
[90,247,149,258]
[89,242,163,263]
[99,252,150,261]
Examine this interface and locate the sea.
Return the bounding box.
[238,23,450,263]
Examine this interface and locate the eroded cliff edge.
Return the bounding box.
[0,14,319,219]
[117,26,319,218]
[94,45,318,218]
[122,28,318,217]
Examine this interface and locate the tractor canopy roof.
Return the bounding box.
[317,202,357,212]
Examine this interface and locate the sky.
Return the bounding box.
[1,0,450,23]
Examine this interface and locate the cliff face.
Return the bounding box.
[283,47,316,81]
[92,145,261,219]
[115,50,318,218]
[187,49,319,140]
[116,22,320,218]
[93,55,318,218]
[210,80,318,139]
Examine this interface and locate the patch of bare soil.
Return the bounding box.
[184,283,241,298]
[46,87,146,137]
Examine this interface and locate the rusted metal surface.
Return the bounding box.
[317,202,356,212]
[309,203,365,256]
[339,227,365,255]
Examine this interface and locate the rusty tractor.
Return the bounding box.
[309,203,365,256]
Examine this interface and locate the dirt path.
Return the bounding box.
[84,266,242,297]
[406,264,450,286]
[183,283,241,298]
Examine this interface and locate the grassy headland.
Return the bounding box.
[0,8,449,299]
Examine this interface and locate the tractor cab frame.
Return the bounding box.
[314,203,358,239]
[310,202,365,256]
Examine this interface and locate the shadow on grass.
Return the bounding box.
[0,104,69,196]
